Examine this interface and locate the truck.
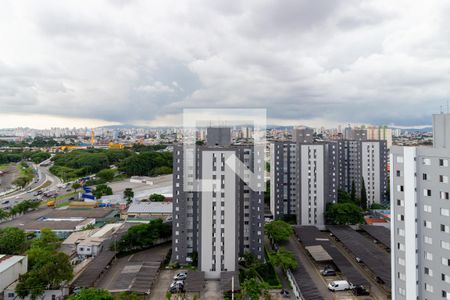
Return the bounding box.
[328,280,353,292]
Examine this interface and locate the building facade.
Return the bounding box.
[172,128,264,279]
[270,128,388,225]
[270,128,337,226]
[391,113,450,300]
[337,139,389,206]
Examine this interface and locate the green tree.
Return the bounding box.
[115,219,171,252]
[0,227,28,254]
[325,203,364,225]
[338,189,351,203]
[124,188,134,205]
[264,220,293,243]
[96,169,116,182]
[269,247,297,270]
[30,152,51,164]
[149,193,165,202]
[241,278,269,300]
[72,182,81,190]
[0,208,9,221]
[350,180,356,204]
[360,178,368,210]
[31,228,60,251]
[67,288,114,300]
[93,184,113,199]
[17,248,73,300]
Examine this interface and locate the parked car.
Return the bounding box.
[352,285,370,296]
[321,268,336,276]
[173,272,188,281]
[279,289,290,298]
[328,280,353,292]
[168,281,184,293]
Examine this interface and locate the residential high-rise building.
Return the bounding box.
[172,127,264,279]
[270,128,337,227]
[391,113,450,300]
[367,125,393,148]
[270,128,388,225]
[337,139,389,205]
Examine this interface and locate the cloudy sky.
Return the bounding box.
[1,0,449,129]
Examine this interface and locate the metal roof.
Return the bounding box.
[127,202,172,214]
[294,226,369,287]
[305,245,332,262]
[0,255,26,274]
[220,271,240,292]
[72,250,116,288]
[360,225,391,249]
[284,239,326,300]
[327,225,391,287]
[184,271,205,292]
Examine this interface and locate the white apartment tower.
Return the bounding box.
[391,113,450,300]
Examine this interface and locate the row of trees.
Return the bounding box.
[0,151,51,165]
[0,199,41,222]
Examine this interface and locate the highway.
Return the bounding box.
[0,162,62,208]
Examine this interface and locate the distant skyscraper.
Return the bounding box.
[391,113,450,300]
[172,127,264,279]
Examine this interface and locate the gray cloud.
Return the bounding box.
[0,0,449,127]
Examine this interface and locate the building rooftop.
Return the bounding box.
[0,255,26,274]
[127,202,172,214]
[24,218,94,231]
[45,208,115,219]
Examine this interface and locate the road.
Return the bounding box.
[0,163,62,208]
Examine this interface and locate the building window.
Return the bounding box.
[424,236,432,245]
[425,267,433,276]
[424,205,432,213]
[423,158,432,165]
[425,283,434,293]
[442,257,450,266]
[424,220,432,228]
[441,208,450,217]
[424,189,432,197]
[399,288,406,296]
[441,191,449,200]
[423,173,428,180]
[440,159,449,167]
[442,290,450,299]
[441,241,450,250]
[442,273,450,283]
[441,224,450,233]
[425,251,433,261]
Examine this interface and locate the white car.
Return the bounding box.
[173,272,188,281]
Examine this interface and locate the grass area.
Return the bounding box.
[51,191,77,202]
[54,202,70,208]
[0,163,11,171]
[12,162,35,188]
[39,180,52,190]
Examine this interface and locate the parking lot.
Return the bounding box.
[292,226,388,300]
